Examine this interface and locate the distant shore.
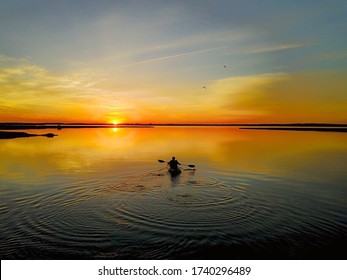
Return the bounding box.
[0,123,154,130]
[1,122,347,130]
[2,123,347,138]
[240,127,347,132]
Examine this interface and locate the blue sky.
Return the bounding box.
[1,0,346,123]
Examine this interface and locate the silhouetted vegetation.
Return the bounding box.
[0,131,57,139]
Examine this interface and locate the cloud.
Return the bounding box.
[120,46,227,68]
[0,56,132,122]
[246,43,308,54]
[306,50,347,62]
[1,53,347,124]
[207,72,289,105]
[210,71,347,123]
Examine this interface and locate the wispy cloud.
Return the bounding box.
[209,71,347,123]
[0,56,133,122]
[246,43,308,54]
[307,50,347,62]
[120,46,226,68]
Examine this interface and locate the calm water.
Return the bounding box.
[0,127,346,259]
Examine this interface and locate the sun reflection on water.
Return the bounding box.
[0,127,347,184]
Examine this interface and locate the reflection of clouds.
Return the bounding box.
[211,129,347,183]
[0,127,238,181]
[0,130,118,180]
[1,128,347,184]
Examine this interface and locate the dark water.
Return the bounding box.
[0,127,346,259]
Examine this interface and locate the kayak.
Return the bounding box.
[169,168,182,177]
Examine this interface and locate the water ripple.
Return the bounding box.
[1,168,346,259]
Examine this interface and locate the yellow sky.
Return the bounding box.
[1,1,347,124]
[1,57,346,124]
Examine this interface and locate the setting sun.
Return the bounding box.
[0,0,346,125]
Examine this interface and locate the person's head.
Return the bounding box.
[172,156,175,160]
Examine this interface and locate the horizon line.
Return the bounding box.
[1,122,347,127]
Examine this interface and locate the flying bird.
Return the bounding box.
[202,86,206,89]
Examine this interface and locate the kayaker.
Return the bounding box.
[168,156,181,171]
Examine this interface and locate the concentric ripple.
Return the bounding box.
[105,170,259,241]
[1,168,346,259]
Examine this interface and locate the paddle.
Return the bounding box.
[158,159,195,168]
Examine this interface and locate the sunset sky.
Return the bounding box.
[1,0,346,124]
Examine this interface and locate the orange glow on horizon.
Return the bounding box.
[1,56,347,125]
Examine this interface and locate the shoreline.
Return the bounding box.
[0,124,154,130]
[239,127,347,133]
[1,122,347,130]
